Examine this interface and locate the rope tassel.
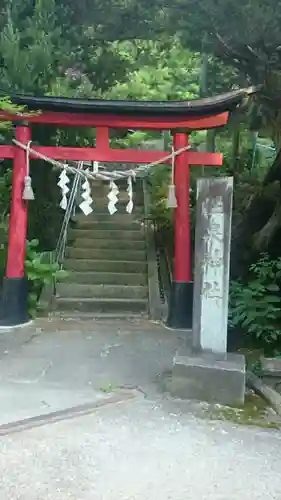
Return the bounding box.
[166,184,177,209]
[166,147,178,209]
[22,141,35,201]
[22,175,35,201]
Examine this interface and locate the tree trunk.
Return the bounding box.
[231,148,281,279]
[231,126,240,180]
[206,128,216,153]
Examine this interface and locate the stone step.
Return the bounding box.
[53,311,147,320]
[73,220,144,232]
[91,189,143,198]
[84,181,144,205]
[57,283,148,299]
[89,190,143,200]
[64,259,147,273]
[65,271,147,285]
[73,213,143,225]
[55,297,148,314]
[88,200,144,210]
[75,205,144,217]
[89,180,144,192]
[89,177,142,184]
[90,177,143,184]
[66,247,146,261]
[74,220,144,233]
[69,229,145,241]
[74,210,144,220]
[70,237,146,251]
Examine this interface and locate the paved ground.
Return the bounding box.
[0,317,187,423]
[0,317,280,499]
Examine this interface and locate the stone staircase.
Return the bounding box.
[54,179,149,317]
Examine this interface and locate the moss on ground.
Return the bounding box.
[160,366,281,430]
[201,391,280,429]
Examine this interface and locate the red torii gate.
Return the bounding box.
[0,90,248,328]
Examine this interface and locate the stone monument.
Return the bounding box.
[169,177,245,406]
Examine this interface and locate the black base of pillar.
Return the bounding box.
[167,281,193,329]
[0,277,29,327]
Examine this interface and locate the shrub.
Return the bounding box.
[229,253,281,351]
[25,239,67,317]
[1,232,67,317]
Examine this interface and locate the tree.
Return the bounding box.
[161,0,281,276]
[0,0,92,250]
[0,0,136,95]
[56,0,163,41]
[0,0,154,249]
[164,1,280,133]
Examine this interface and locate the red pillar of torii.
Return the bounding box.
[0,91,246,327]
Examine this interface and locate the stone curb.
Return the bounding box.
[247,371,281,416]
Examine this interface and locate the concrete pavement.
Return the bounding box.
[0,398,281,499]
[0,317,187,423]
[0,317,280,499]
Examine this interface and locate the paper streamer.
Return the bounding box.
[126,176,134,214]
[107,180,119,215]
[58,168,70,210]
[79,169,93,215]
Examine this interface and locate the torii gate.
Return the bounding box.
[0,89,249,328]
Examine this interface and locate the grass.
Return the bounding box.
[99,382,118,394]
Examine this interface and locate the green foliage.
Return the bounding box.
[0,0,168,254]
[0,96,21,113]
[147,164,173,230]
[0,221,66,316]
[0,0,61,93]
[0,96,24,134]
[229,254,281,350]
[0,167,11,216]
[0,170,11,281]
[104,39,200,101]
[113,130,150,149]
[0,1,94,252]
[104,41,200,237]
[165,0,281,139]
[56,0,161,43]
[0,0,148,96]
[25,239,67,317]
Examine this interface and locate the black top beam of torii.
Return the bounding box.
[3,86,257,117]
